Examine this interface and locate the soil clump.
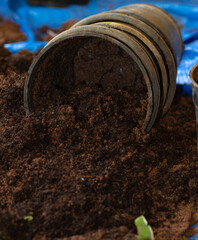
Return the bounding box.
[0,16,26,44]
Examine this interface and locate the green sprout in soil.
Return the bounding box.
[135,216,155,240]
[23,216,33,221]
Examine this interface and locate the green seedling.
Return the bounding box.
[23,216,33,221]
[135,216,154,240]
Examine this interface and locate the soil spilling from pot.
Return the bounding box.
[0,16,27,44]
[31,37,148,130]
[37,20,78,41]
[0,43,197,240]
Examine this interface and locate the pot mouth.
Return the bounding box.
[189,64,198,88]
[24,35,151,131]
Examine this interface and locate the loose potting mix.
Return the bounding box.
[0,17,197,240]
[0,17,26,44]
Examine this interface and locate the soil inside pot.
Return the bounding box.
[0,16,26,44]
[0,43,197,240]
[30,37,148,131]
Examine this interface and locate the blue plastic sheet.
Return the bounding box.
[0,1,197,239]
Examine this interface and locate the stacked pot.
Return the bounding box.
[24,4,183,132]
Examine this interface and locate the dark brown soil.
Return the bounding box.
[0,43,197,240]
[37,20,78,41]
[0,16,26,44]
[0,45,35,75]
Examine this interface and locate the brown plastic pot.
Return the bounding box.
[24,4,183,132]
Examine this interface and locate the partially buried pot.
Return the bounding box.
[24,4,183,132]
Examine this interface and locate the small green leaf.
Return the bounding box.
[135,216,154,240]
[23,216,33,221]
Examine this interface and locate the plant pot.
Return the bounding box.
[24,4,183,132]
